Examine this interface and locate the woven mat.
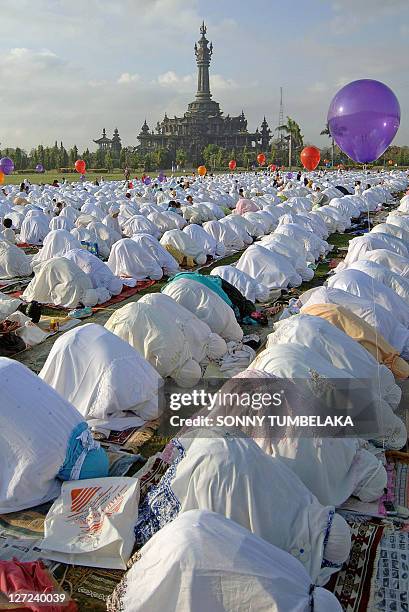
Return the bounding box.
[387,451,409,510]
[99,419,160,454]
[91,279,156,311]
[327,519,386,612]
[370,529,409,611]
[52,564,124,611]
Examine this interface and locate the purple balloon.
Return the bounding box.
[327,79,400,164]
[0,157,14,175]
[286,172,293,179]
[35,163,44,173]
[144,176,151,186]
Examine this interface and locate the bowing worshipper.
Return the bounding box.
[108,510,342,612]
[134,427,351,586]
[347,259,409,302]
[298,285,409,360]
[301,303,409,379]
[311,186,330,208]
[0,357,108,514]
[159,229,207,266]
[235,244,302,290]
[162,276,243,342]
[208,371,387,508]
[105,302,200,387]
[186,194,193,205]
[22,257,101,308]
[334,234,408,272]
[107,235,178,281]
[0,240,32,280]
[39,324,163,431]
[327,269,409,327]
[363,248,409,278]
[251,336,406,451]
[63,247,122,301]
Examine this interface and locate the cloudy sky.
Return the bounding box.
[1,0,408,151]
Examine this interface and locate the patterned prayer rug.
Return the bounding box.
[99,419,160,454]
[370,529,409,611]
[327,520,385,611]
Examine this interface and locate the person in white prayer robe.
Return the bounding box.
[108,510,342,612]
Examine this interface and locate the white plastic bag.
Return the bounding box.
[40,477,139,569]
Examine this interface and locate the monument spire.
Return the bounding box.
[194,21,213,101]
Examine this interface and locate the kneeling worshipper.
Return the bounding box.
[39,323,163,432]
[249,343,407,450]
[235,244,302,290]
[0,240,32,279]
[0,357,108,514]
[22,257,101,308]
[105,301,204,387]
[31,229,82,266]
[183,223,225,258]
[107,237,167,281]
[134,428,351,586]
[130,233,179,276]
[137,293,227,364]
[298,286,409,360]
[334,234,408,272]
[18,209,49,245]
[202,219,245,252]
[347,259,409,302]
[259,234,314,282]
[108,510,342,612]
[212,371,387,507]
[159,228,207,266]
[64,247,123,301]
[164,271,255,322]
[210,264,276,303]
[162,276,243,342]
[364,248,409,278]
[301,303,409,379]
[327,269,409,328]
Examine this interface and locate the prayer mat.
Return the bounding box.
[386,451,409,510]
[52,563,124,611]
[105,449,144,478]
[100,419,160,455]
[327,519,386,612]
[0,504,50,539]
[91,279,156,311]
[370,529,409,611]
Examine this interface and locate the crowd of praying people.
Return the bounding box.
[1,167,409,610]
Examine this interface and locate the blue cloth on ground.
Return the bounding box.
[58,422,109,481]
[163,272,233,308]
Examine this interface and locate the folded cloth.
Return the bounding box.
[58,422,109,481]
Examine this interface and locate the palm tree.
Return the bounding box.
[277,117,304,166]
[321,122,335,167]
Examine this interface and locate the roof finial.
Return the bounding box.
[200,21,207,36]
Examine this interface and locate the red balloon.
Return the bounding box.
[270,164,276,172]
[228,160,237,170]
[75,159,86,174]
[300,146,320,171]
[257,153,266,165]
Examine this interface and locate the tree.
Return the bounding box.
[154,147,170,170]
[104,151,113,170]
[202,144,219,169]
[176,148,187,169]
[277,116,304,165]
[321,122,336,167]
[69,146,78,166]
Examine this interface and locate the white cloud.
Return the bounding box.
[157,71,194,87]
[210,74,238,91]
[117,72,140,84]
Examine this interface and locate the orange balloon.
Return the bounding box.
[300,146,321,171]
[257,153,266,165]
[75,159,86,174]
[228,160,237,170]
[388,160,394,165]
[0,171,4,184]
[198,165,207,176]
